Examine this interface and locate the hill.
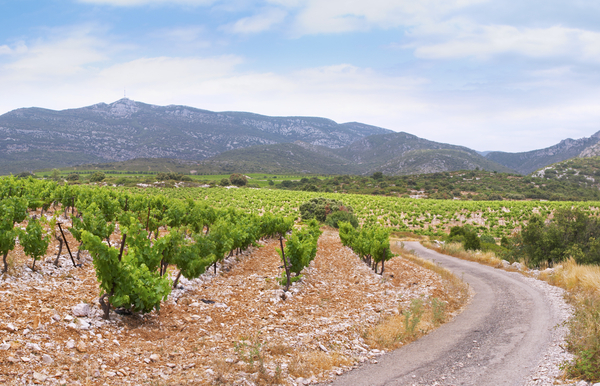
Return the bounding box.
[485,131,600,174]
[0,98,390,174]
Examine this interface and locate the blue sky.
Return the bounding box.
[1,0,600,152]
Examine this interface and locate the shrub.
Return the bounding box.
[220,178,230,186]
[325,210,359,229]
[90,171,106,182]
[66,173,79,181]
[299,197,353,223]
[230,173,247,186]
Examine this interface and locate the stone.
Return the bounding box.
[501,260,510,268]
[66,339,76,349]
[1,323,17,332]
[72,303,90,317]
[0,343,10,350]
[52,314,61,322]
[512,262,523,271]
[150,354,160,362]
[77,320,91,330]
[33,372,47,382]
[166,363,176,368]
[42,354,54,364]
[64,315,74,321]
[76,340,87,353]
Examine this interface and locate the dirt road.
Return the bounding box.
[330,241,564,386]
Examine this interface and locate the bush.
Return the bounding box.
[299,197,353,223]
[66,173,79,181]
[325,210,359,229]
[230,173,247,186]
[90,172,106,182]
[220,178,230,186]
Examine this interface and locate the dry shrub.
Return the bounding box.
[267,343,293,356]
[543,258,600,292]
[288,352,352,378]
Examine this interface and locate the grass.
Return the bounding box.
[422,241,600,383]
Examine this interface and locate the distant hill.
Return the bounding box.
[531,156,600,190]
[0,98,390,174]
[486,131,600,174]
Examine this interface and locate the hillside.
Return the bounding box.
[485,131,600,174]
[0,98,390,174]
[531,156,600,189]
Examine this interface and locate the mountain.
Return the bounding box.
[189,132,514,175]
[0,98,391,174]
[485,131,600,175]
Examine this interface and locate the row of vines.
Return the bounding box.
[0,177,332,319]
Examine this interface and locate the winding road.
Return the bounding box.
[329,241,563,386]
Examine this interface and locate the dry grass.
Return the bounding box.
[541,258,600,293]
[423,241,503,268]
[288,352,352,378]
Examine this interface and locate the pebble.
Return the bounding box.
[42,354,53,364]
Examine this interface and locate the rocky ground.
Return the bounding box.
[0,225,448,386]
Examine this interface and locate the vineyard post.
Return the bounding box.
[57,222,77,267]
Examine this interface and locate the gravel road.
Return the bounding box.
[328,241,573,386]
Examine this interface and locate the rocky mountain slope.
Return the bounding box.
[194,132,514,175]
[0,98,390,174]
[485,131,600,174]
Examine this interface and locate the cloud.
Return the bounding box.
[76,0,216,6]
[411,23,600,62]
[227,8,287,34]
[290,0,487,35]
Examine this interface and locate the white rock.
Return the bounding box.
[42,354,54,364]
[77,320,91,330]
[52,314,61,322]
[33,372,47,382]
[26,343,41,352]
[64,315,74,321]
[150,354,160,362]
[0,343,10,350]
[72,303,90,317]
[66,339,76,349]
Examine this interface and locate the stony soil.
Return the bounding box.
[0,225,446,386]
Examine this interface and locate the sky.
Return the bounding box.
[1,0,600,152]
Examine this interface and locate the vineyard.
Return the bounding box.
[123,186,600,238]
[0,176,468,385]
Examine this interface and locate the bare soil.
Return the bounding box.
[0,222,452,386]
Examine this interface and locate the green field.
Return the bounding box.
[119,185,600,238]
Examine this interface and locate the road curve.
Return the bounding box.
[328,241,561,386]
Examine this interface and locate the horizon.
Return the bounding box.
[2,0,600,152]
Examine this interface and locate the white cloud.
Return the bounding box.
[76,0,215,5]
[411,23,600,61]
[227,8,287,34]
[290,0,487,35]
[0,45,12,55]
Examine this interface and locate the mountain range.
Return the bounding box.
[1,98,599,176]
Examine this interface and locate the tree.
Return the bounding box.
[90,172,106,182]
[50,169,61,181]
[230,174,247,186]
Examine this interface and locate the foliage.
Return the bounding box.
[339,221,393,274]
[324,210,359,229]
[518,208,600,267]
[156,172,191,182]
[20,217,51,270]
[229,173,248,186]
[299,197,354,223]
[90,171,106,182]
